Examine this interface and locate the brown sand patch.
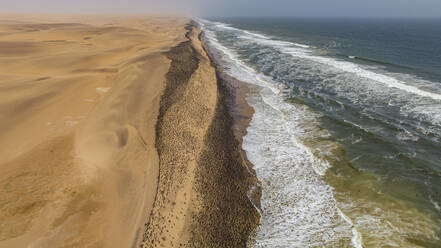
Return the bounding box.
[0,41,39,55]
[0,134,77,241]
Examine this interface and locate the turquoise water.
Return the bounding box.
[199,18,441,247]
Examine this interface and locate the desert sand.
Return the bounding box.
[0,14,259,248]
[0,14,187,247]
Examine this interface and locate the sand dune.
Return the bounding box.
[0,15,187,248]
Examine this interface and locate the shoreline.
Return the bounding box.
[141,22,261,247]
[200,32,262,213]
[197,27,262,244]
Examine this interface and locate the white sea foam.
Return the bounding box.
[198,18,356,247]
[396,130,420,142]
[243,92,353,246]
[293,43,311,48]
[243,30,269,39]
[337,208,363,248]
[429,195,441,211]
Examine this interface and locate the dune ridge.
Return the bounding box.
[141,23,260,247]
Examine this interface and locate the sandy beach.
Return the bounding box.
[141,25,260,247]
[0,15,259,247]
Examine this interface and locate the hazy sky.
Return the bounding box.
[1,0,441,17]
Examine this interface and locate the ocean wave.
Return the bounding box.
[280,46,441,101]
[208,18,441,102]
[213,19,441,140]
[199,18,441,247]
[198,18,357,247]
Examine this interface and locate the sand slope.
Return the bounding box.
[0,15,186,248]
[141,24,260,248]
[142,25,218,247]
